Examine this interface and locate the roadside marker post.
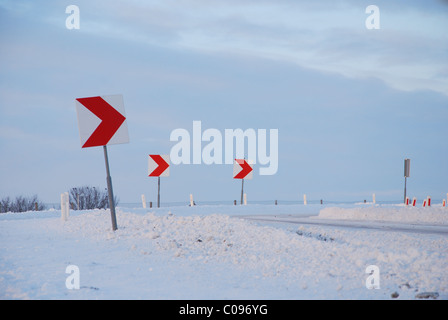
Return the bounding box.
[61,192,70,221]
[141,194,147,209]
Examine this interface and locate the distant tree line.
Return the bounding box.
[0,186,119,213]
[0,195,46,213]
[69,186,119,210]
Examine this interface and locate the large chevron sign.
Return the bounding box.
[75,94,129,148]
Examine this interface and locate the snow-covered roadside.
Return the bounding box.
[0,205,447,300]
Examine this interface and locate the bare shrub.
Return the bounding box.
[0,195,46,213]
[69,186,119,210]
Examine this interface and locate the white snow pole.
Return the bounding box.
[372,193,376,204]
[61,193,66,221]
[189,194,194,207]
[61,192,69,221]
[243,193,247,205]
[303,194,307,205]
[141,194,147,209]
[65,192,70,218]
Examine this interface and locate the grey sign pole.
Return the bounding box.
[404,158,410,204]
[240,179,244,205]
[103,145,118,231]
[157,176,161,208]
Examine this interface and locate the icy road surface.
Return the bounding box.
[240,214,448,235]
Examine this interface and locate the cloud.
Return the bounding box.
[0,0,447,202]
[4,0,445,95]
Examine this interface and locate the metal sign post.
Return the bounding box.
[404,158,410,204]
[104,146,118,231]
[158,176,161,208]
[240,179,244,205]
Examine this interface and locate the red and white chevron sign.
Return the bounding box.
[148,154,170,177]
[233,159,253,179]
[75,94,129,148]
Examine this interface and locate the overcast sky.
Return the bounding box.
[1,0,447,204]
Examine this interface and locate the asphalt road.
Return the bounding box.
[238,214,448,236]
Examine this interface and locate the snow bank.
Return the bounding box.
[1,206,447,299]
[318,206,448,225]
[60,210,323,278]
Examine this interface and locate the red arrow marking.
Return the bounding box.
[76,96,126,148]
[149,155,170,176]
[234,159,253,179]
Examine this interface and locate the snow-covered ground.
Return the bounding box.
[0,203,447,300]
